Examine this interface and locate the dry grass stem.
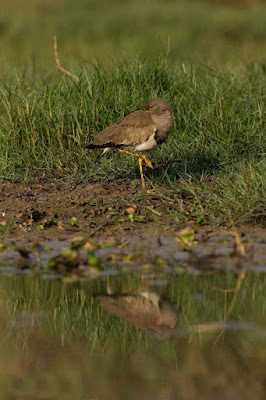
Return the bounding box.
[53,35,80,83]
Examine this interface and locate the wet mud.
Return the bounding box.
[0,227,265,277]
[0,181,265,275]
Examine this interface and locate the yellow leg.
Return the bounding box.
[117,148,139,158]
[138,157,145,188]
[142,154,153,169]
[117,149,153,169]
[117,148,153,188]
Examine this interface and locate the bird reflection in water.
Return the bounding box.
[97,290,178,341]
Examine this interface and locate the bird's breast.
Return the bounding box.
[134,132,158,152]
[151,112,173,138]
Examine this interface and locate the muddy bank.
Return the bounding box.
[0,180,177,242]
[0,181,265,243]
[0,181,265,274]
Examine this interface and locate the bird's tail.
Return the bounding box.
[84,144,101,149]
[84,141,121,149]
[97,148,112,159]
[84,143,112,159]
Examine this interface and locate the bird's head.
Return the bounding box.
[149,300,178,341]
[145,98,172,116]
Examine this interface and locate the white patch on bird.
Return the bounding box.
[101,147,112,156]
[134,132,158,152]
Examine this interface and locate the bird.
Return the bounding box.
[97,290,178,341]
[85,98,174,188]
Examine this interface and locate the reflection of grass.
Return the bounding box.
[0,60,265,224]
[0,271,265,347]
[0,271,265,399]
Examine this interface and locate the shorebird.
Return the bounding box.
[97,290,178,341]
[85,98,173,188]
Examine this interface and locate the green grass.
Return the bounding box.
[0,59,265,224]
[0,0,265,225]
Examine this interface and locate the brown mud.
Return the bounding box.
[0,180,176,242]
[0,180,265,242]
[0,181,265,273]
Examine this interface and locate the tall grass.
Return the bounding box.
[0,0,265,224]
[0,59,265,223]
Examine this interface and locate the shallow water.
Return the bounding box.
[0,235,265,399]
[1,228,266,275]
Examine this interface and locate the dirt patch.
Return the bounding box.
[0,180,265,247]
[0,180,178,242]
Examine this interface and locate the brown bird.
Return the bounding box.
[86,98,174,187]
[97,290,178,341]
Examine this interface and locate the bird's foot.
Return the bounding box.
[146,188,156,194]
[141,154,153,169]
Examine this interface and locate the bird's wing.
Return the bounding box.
[97,295,159,329]
[92,111,156,147]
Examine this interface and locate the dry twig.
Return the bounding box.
[53,35,80,82]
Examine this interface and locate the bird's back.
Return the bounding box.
[93,111,155,148]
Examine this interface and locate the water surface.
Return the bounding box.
[0,253,265,399]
